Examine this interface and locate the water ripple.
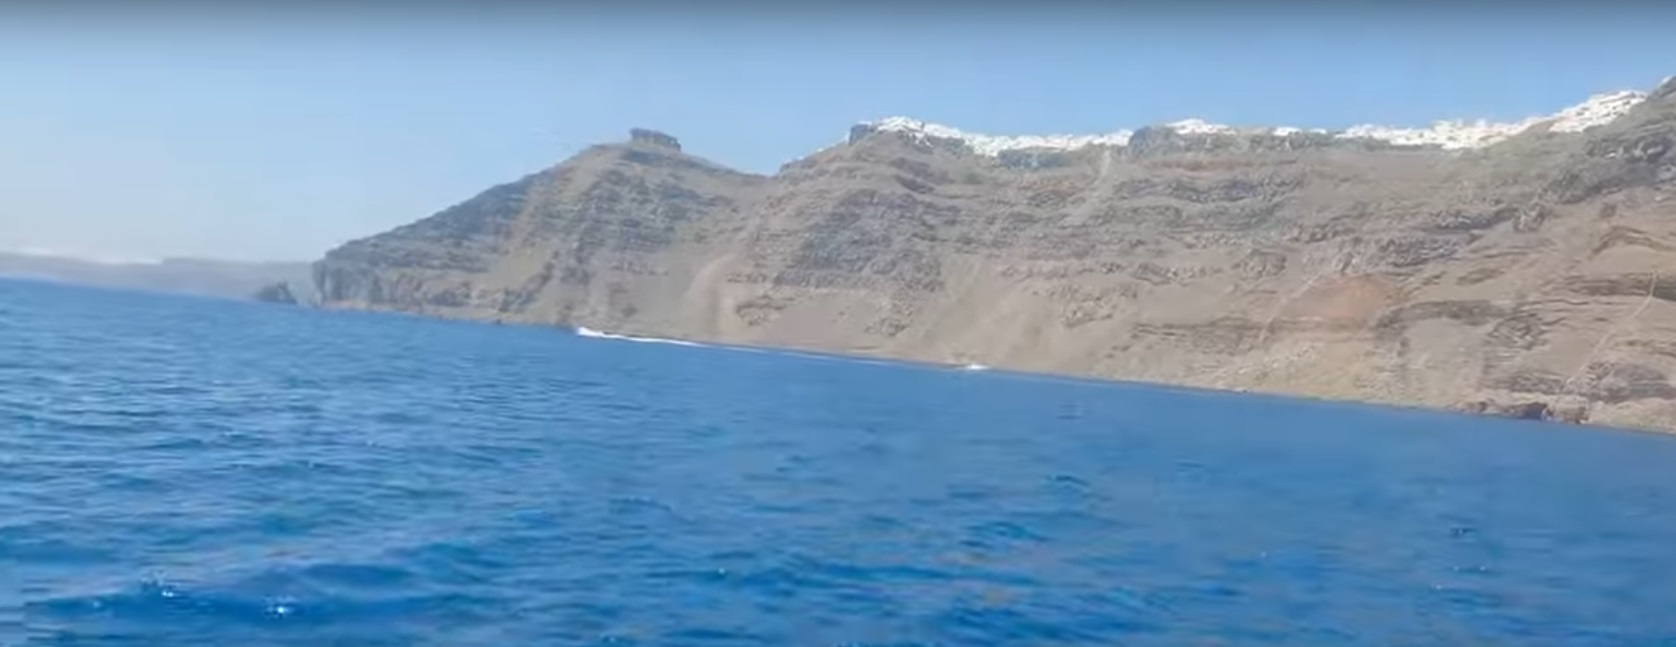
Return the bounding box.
[7,279,1676,646]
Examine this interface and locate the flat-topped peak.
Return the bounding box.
[628,128,681,151]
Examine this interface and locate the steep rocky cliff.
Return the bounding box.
[315,78,1676,432]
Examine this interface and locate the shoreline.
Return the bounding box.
[310,299,1676,439]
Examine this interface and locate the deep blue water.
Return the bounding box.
[4,278,1676,646]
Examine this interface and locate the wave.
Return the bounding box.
[573,326,705,348]
[961,363,990,371]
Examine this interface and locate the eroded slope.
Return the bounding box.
[315,80,1676,431]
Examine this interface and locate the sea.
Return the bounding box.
[4,277,1676,646]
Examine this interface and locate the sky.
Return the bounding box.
[1,2,1673,263]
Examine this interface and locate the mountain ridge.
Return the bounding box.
[851,87,1650,156]
[313,75,1676,432]
[1,251,316,303]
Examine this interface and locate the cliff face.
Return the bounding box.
[315,84,1676,432]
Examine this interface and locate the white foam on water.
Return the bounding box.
[574,326,705,348]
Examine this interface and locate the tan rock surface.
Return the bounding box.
[314,81,1676,432]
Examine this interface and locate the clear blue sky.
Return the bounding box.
[2,3,1672,262]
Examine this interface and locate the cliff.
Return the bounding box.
[314,82,1676,432]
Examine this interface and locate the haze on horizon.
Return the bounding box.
[2,2,1673,263]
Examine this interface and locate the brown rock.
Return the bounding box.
[311,85,1676,433]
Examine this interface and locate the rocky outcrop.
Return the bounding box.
[313,81,1676,433]
[1458,399,1592,425]
[251,281,299,305]
[629,128,681,151]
